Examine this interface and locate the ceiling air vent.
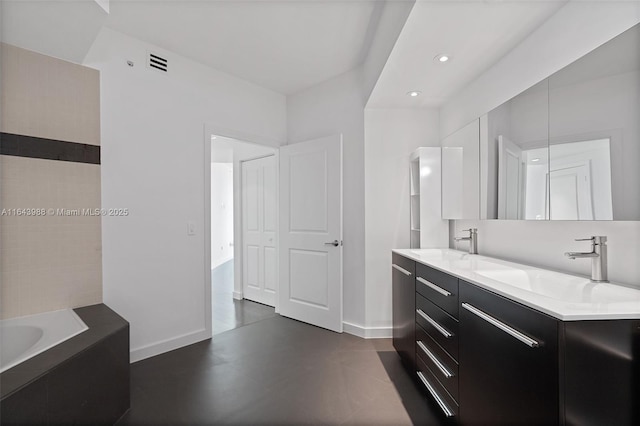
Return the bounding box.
[148,53,168,73]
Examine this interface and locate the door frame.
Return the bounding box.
[203,124,282,339]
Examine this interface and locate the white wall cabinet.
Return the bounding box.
[409,148,448,248]
[441,119,481,220]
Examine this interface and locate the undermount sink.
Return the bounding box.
[448,258,508,271]
[409,249,469,261]
[472,267,640,304]
[474,268,585,300]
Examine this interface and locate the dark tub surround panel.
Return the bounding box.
[0,304,130,426]
[0,132,101,164]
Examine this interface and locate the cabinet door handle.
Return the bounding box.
[461,303,539,348]
[417,277,451,297]
[417,340,453,378]
[416,309,453,338]
[417,371,454,418]
[392,264,412,276]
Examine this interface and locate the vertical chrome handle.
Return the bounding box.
[416,277,451,297]
[417,371,454,418]
[461,303,539,348]
[416,309,452,338]
[392,264,412,276]
[417,341,453,378]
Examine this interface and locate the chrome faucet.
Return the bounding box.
[564,236,608,282]
[454,228,478,255]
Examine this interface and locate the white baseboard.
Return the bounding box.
[232,291,243,300]
[343,321,392,339]
[130,328,211,363]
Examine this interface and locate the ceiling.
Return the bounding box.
[367,1,568,108]
[1,0,574,105]
[1,0,108,63]
[103,0,382,95]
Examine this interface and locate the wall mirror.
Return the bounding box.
[482,23,640,220]
[442,119,480,220]
[484,80,549,220]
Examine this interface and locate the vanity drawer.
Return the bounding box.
[415,263,459,318]
[416,353,459,419]
[416,293,459,360]
[416,325,459,401]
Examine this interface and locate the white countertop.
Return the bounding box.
[393,248,640,321]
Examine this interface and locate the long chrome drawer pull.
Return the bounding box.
[392,264,412,276]
[417,277,451,297]
[461,303,539,348]
[417,340,453,378]
[416,309,453,338]
[417,371,454,418]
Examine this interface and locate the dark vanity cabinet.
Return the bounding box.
[459,280,559,425]
[414,263,460,419]
[392,253,416,370]
[562,320,640,426]
[392,253,640,425]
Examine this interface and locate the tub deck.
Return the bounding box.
[0,304,130,425]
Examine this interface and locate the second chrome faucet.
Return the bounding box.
[564,236,608,282]
[455,228,478,255]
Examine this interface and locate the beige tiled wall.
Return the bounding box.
[1,157,103,318]
[1,43,101,146]
[1,44,102,319]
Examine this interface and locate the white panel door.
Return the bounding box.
[549,162,594,220]
[279,135,342,333]
[242,155,277,307]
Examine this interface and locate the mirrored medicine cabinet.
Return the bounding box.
[442,23,640,221]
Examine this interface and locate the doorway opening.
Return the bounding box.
[210,134,278,335]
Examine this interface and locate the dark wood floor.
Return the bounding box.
[117,259,445,425]
[212,259,278,335]
[117,315,446,425]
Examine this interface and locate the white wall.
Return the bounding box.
[451,219,640,287]
[211,163,234,268]
[364,108,440,333]
[363,0,415,103]
[443,3,640,288]
[287,67,366,330]
[83,28,286,361]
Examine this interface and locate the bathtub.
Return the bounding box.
[0,309,88,373]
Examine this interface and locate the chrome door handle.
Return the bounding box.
[417,277,451,297]
[461,303,539,348]
[392,264,412,276]
[417,371,454,418]
[417,340,453,378]
[416,309,452,338]
[324,240,339,247]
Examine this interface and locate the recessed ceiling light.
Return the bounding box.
[531,158,540,162]
[434,54,450,63]
[407,91,421,97]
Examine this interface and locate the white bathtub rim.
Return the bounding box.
[0,308,89,374]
